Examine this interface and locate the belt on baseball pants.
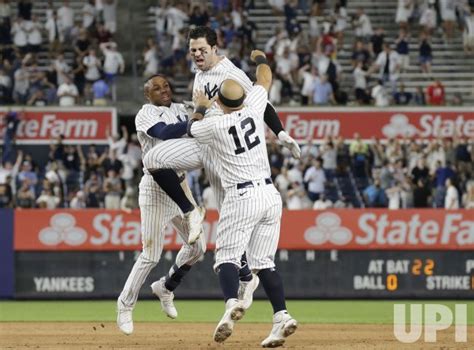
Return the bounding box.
[236,178,272,190]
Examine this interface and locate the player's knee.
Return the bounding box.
[139,252,160,265]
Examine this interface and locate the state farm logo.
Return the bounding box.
[38,213,88,246]
[382,114,418,138]
[382,113,474,138]
[304,212,352,245]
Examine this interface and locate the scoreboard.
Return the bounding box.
[14,250,474,299]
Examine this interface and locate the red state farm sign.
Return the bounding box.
[14,209,474,251]
[0,108,117,144]
[276,107,474,140]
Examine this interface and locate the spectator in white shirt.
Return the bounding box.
[45,11,62,56]
[353,61,371,104]
[57,0,74,43]
[143,38,158,78]
[313,194,333,210]
[100,41,124,102]
[298,64,318,105]
[463,10,474,54]
[444,178,459,209]
[70,190,86,209]
[419,3,437,35]
[353,8,373,41]
[286,182,308,210]
[52,53,71,86]
[82,0,96,30]
[372,43,401,93]
[25,15,42,53]
[102,0,117,34]
[36,188,60,209]
[13,62,29,104]
[395,0,414,31]
[304,159,326,202]
[371,79,389,107]
[57,75,78,106]
[11,17,27,54]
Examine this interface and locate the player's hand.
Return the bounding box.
[250,50,266,62]
[193,90,215,109]
[278,131,301,159]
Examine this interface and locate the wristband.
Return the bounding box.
[194,105,207,116]
[255,56,268,66]
[187,119,197,137]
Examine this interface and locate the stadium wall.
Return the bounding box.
[4,209,474,299]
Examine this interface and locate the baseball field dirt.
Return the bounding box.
[1,322,472,349]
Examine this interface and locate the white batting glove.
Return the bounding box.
[278,131,301,159]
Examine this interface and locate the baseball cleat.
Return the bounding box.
[151,277,178,319]
[213,298,245,343]
[261,310,298,348]
[185,206,206,245]
[238,273,260,310]
[116,299,134,335]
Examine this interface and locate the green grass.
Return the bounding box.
[1,300,474,324]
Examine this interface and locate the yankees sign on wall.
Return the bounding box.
[14,209,474,251]
[276,107,474,141]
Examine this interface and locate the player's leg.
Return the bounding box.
[143,138,206,244]
[246,188,297,347]
[200,145,256,297]
[117,177,175,334]
[151,180,206,318]
[213,190,263,343]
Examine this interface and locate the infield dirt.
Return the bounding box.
[1,322,472,349]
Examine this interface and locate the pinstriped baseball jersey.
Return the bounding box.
[189,85,282,271]
[118,103,205,309]
[190,85,270,188]
[194,57,253,102]
[135,103,189,162]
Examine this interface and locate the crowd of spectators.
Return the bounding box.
[0,105,473,210]
[0,0,124,107]
[0,110,142,210]
[197,134,474,211]
[143,0,474,106]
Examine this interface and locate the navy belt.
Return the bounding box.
[236,178,272,190]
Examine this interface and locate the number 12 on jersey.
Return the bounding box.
[228,117,261,154]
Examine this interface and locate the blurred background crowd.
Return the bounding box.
[0,0,473,211]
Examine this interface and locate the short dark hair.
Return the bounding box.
[188,26,218,47]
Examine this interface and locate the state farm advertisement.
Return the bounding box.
[0,108,117,144]
[14,209,474,251]
[276,107,474,140]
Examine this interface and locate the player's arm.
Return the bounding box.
[147,121,188,140]
[187,91,216,144]
[250,50,302,159]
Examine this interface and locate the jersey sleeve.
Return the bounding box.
[189,117,216,144]
[135,105,166,133]
[244,85,268,118]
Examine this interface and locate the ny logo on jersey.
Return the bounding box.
[204,83,219,99]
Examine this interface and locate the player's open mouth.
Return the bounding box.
[195,58,204,65]
[161,94,170,101]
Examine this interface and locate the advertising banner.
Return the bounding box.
[0,208,14,298]
[276,107,474,141]
[0,108,117,144]
[14,250,474,299]
[14,209,474,251]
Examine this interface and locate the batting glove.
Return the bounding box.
[278,131,301,159]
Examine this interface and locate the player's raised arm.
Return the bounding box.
[250,50,301,159]
[250,50,272,92]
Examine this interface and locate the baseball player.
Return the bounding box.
[189,50,297,347]
[116,75,206,335]
[142,26,301,308]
